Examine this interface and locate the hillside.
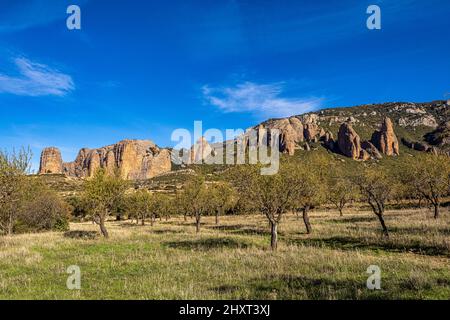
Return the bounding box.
[37,99,449,194]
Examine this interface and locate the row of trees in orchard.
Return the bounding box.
[80,169,237,237]
[226,152,450,249]
[79,152,448,251]
[1,147,448,252]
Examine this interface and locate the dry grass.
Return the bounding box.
[0,208,449,299]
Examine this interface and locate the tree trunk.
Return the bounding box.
[7,214,13,236]
[339,207,343,217]
[303,206,312,234]
[195,214,201,233]
[216,207,222,225]
[141,216,145,226]
[270,221,278,250]
[99,217,109,238]
[376,213,389,237]
[433,202,440,219]
[184,213,187,222]
[150,214,154,226]
[116,215,121,221]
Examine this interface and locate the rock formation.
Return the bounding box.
[371,117,400,156]
[253,114,330,154]
[425,121,450,148]
[40,139,171,180]
[361,141,383,160]
[337,122,361,160]
[322,130,336,151]
[190,137,215,164]
[39,147,63,174]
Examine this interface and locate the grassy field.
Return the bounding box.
[0,208,449,300]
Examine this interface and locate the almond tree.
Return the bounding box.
[292,153,329,234]
[402,154,450,219]
[210,181,236,225]
[228,162,300,250]
[354,166,397,237]
[328,166,359,216]
[181,176,210,232]
[127,189,153,226]
[83,169,128,238]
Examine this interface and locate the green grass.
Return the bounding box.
[0,208,449,299]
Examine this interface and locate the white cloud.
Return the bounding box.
[0,57,74,97]
[202,81,322,118]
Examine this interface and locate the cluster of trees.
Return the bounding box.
[1,147,448,252]
[79,170,237,237]
[227,152,450,249]
[0,149,70,235]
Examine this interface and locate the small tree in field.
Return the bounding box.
[127,189,153,226]
[327,166,359,216]
[83,169,128,238]
[354,166,397,237]
[151,193,173,224]
[0,148,32,236]
[292,153,329,234]
[210,182,236,225]
[228,162,300,250]
[181,176,210,232]
[402,154,450,219]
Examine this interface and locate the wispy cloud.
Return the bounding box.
[202,81,322,118]
[0,57,74,96]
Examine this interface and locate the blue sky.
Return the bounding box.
[0,0,449,171]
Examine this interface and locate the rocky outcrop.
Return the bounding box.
[398,115,438,128]
[371,117,400,156]
[361,141,383,160]
[321,130,336,151]
[41,139,171,180]
[190,137,215,164]
[337,122,361,160]
[401,138,430,152]
[253,114,330,154]
[425,121,450,148]
[39,147,63,174]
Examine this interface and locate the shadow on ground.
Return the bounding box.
[64,230,99,239]
[212,274,385,299]
[287,236,449,257]
[151,229,186,235]
[164,237,250,250]
[208,224,269,236]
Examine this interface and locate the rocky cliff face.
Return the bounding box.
[253,114,327,155]
[39,147,63,174]
[40,139,171,180]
